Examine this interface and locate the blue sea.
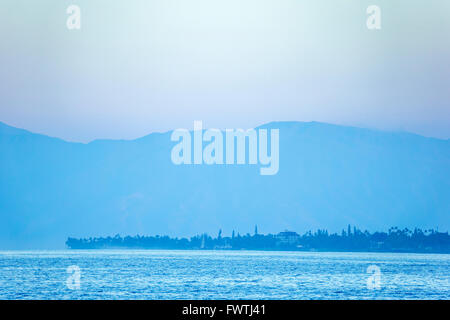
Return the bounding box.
[0,250,448,300]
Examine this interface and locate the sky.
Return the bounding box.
[0,0,449,142]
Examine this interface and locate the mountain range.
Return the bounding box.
[1,121,449,249]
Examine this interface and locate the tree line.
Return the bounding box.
[66,225,450,253]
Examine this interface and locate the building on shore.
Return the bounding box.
[276,231,300,245]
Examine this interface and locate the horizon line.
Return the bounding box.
[2,119,449,145]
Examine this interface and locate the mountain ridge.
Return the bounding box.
[1,120,449,144]
[1,120,449,249]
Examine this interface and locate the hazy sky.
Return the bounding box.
[0,0,449,142]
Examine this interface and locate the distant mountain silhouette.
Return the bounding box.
[1,121,449,249]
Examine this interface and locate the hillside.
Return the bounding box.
[1,121,449,249]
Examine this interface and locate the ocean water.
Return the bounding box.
[0,250,448,300]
